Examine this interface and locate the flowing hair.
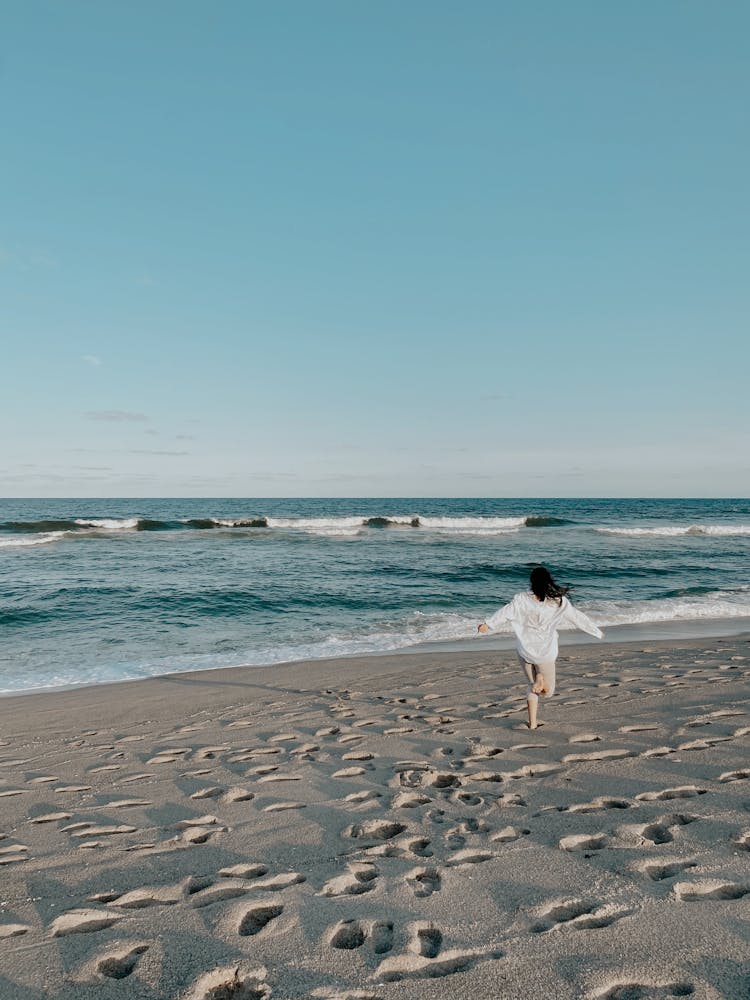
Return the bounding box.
[530,566,570,604]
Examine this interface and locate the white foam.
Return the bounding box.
[265,516,366,530]
[417,515,527,529]
[583,589,750,626]
[74,518,140,530]
[596,524,750,538]
[0,533,65,548]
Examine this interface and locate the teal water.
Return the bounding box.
[1,498,749,693]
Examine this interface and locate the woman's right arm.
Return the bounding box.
[479,597,516,633]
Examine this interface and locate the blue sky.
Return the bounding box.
[2,1,748,497]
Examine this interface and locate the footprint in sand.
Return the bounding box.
[329,920,368,951]
[635,786,707,801]
[445,848,494,866]
[236,902,284,936]
[183,964,271,1000]
[673,880,750,901]
[559,833,609,852]
[530,898,628,933]
[491,825,530,843]
[111,883,184,908]
[0,923,30,938]
[345,819,406,841]
[719,769,750,783]
[373,922,504,983]
[589,983,694,999]
[636,858,698,881]
[634,814,698,846]
[406,866,441,897]
[565,797,632,813]
[95,943,149,979]
[49,908,123,937]
[320,863,379,897]
[562,749,635,763]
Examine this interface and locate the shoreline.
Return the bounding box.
[2,630,749,998]
[0,628,748,730]
[2,614,750,703]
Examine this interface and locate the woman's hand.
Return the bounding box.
[477,623,489,634]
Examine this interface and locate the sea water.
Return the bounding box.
[1,497,749,694]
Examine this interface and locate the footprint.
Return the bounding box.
[638,822,674,845]
[559,833,608,852]
[50,908,123,937]
[29,812,72,824]
[636,786,707,801]
[219,863,268,879]
[562,749,635,763]
[184,963,271,1000]
[252,872,305,891]
[320,863,378,897]
[329,920,368,950]
[190,881,250,908]
[636,814,697,846]
[237,903,283,935]
[96,943,149,979]
[112,884,183,908]
[674,880,750,901]
[411,923,442,958]
[567,797,631,813]
[392,792,431,808]
[346,820,406,841]
[638,859,698,881]
[0,924,30,938]
[719,769,750,783]
[491,825,529,843]
[370,920,394,954]
[590,983,694,999]
[406,866,441,897]
[445,848,493,866]
[530,898,597,932]
[735,831,750,851]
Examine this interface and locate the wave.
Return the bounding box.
[0,512,572,540]
[596,524,750,538]
[4,585,749,694]
[0,532,66,548]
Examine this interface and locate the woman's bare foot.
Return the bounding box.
[531,678,546,695]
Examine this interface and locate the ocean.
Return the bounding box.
[1,497,749,695]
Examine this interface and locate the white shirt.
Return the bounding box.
[486,591,603,663]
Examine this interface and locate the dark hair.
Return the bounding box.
[530,566,569,604]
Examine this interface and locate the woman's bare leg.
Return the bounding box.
[527,691,539,729]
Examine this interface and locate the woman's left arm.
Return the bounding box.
[563,601,604,639]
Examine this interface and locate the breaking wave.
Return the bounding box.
[0,512,573,541]
[595,524,750,538]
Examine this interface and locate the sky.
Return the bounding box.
[2,1,748,497]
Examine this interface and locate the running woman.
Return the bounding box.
[478,566,604,729]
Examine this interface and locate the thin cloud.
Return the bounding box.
[82,355,103,367]
[85,410,149,423]
[129,449,189,456]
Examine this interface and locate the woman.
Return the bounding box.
[478,566,603,729]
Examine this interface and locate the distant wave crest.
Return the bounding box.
[0,512,573,541]
[595,524,750,538]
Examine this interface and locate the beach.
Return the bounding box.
[1,633,749,999]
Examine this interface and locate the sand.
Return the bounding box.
[1,633,749,999]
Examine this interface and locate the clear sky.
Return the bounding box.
[2,1,748,497]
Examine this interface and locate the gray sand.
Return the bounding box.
[1,634,749,999]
